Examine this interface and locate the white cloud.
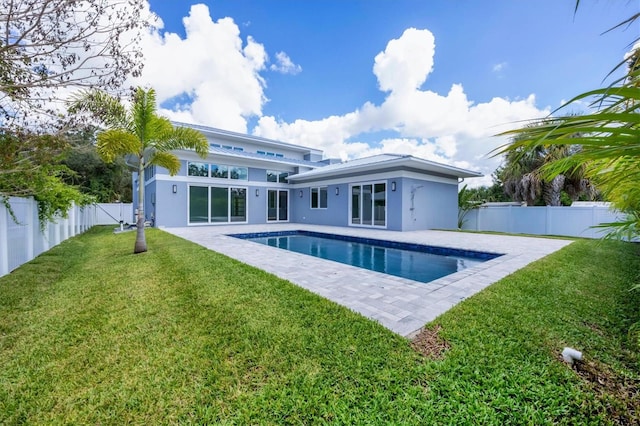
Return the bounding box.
[255,29,549,187]
[492,62,507,73]
[270,52,302,75]
[131,3,268,133]
[373,28,435,93]
[131,6,548,187]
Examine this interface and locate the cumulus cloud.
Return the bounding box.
[132,6,548,186]
[270,52,302,75]
[132,3,268,133]
[255,28,549,185]
[373,28,435,93]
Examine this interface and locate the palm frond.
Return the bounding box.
[157,126,209,158]
[68,90,130,130]
[96,130,141,163]
[132,88,158,148]
[149,151,181,175]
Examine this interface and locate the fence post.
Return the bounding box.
[70,204,76,237]
[0,203,8,277]
[26,198,35,262]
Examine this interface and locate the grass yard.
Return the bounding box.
[0,227,638,424]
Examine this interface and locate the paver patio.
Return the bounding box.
[164,224,572,337]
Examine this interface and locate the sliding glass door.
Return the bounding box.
[350,182,386,227]
[189,185,247,224]
[267,189,288,222]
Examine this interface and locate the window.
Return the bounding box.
[210,164,228,178]
[311,187,328,209]
[257,150,284,157]
[188,162,208,177]
[144,165,156,181]
[210,143,244,151]
[267,170,289,183]
[229,166,248,180]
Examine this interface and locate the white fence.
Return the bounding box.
[461,205,625,238]
[95,203,133,225]
[0,197,96,278]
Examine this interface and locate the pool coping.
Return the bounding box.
[163,224,573,337]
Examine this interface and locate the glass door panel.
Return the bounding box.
[351,186,361,224]
[374,183,386,226]
[230,188,246,222]
[189,186,208,223]
[278,190,288,221]
[362,184,373,225]
[267,189,288,222]
[267,190,277,221]
[210,187,229,222]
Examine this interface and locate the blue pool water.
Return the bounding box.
[230,231,501,284]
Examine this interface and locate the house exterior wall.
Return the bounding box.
[290,183,349,227]
[135,127,473,230]
[399,177,458,231]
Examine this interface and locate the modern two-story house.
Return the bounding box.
[134,122,482,231]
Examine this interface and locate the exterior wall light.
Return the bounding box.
[335,187,339,196]
[172,184,177,194]
[391,181,396,191]
[255,189,259,197]
[299,190,303,198]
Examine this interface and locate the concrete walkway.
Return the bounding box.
[163,224,572,337]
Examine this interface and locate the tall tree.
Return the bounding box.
[498,11,640,237]
[62,129,132,202]
[0,129,89,225]
[0,0,149,127]
[70,87,209,253]
[501,126,594,206]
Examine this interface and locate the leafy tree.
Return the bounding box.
[62,129,132,202]
[0,0,148,127]
[0,130,89,226]
[498,11,639,238]
[70,87,209,253]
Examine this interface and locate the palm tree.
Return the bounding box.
[500,129,592,206]
[497,41,639,236]
[70,87,209,253]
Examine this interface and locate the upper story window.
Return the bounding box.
[143,165,156,181]
[267,170,289,183]
[210,143,243,152]
[188,161,247,181]
[229,166,248,180]
[311,187,328,209]
[188,162,208,177]
[211,164,228,178]
[257,150,284,158]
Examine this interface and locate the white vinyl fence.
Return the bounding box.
[461,205,625,238]
[95,203,133,225]
[0,197,96,278]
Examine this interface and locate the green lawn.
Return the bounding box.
[0,227,638,424]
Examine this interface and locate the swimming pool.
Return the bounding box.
[230,230,502,284]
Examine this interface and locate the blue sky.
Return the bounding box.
[138,0,638,185]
